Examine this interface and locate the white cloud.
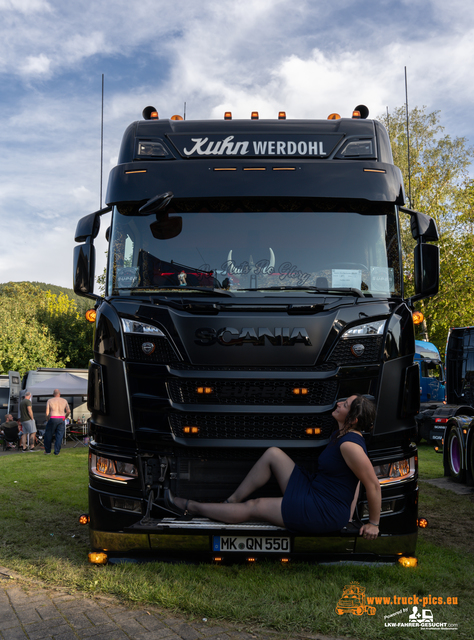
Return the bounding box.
[0,0,51,13]
[19,53,51,76]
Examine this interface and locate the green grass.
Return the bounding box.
[0,447,472,639]
[417,442,445,479]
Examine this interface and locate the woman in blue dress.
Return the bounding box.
[171,394,382,541]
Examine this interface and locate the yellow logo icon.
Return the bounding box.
[335,582,376,616]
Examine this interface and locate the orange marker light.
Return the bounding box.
[327,113,341,120]
[150,111,159,119]
[251,112,259,120]
[412,311,424,325]
[88,552,108,564]
[183,426,199,434]
[278,112,286,120]
[352,110,361,118]
[398,556,418,568]
[79,514,90,525]
[171,115,184,121]
[85,309,97,323]
[224,112,232,120]
[417,518,429,528]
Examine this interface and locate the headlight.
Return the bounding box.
[90,453,138,483]
[121,319,165,335]
[338,139,374,157]
[344,320,386,337]
[137,140,168,157]
[373,456,416,485]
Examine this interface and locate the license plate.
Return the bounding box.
[212,535,291,553]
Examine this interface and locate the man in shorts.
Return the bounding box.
[44,389,71,456]
[20,391,37,451]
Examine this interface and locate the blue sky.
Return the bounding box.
[1,0,473,289]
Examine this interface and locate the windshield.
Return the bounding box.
[107,200,401,297]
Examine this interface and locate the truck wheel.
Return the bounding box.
[447,428,466,483]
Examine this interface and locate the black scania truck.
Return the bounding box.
[74,104,439,563]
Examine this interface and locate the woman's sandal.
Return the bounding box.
[165,489,193,518]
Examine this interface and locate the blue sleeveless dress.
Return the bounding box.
[281,431,367,534]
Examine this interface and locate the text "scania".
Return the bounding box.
[195,327,312,346]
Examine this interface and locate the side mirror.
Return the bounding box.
[412,243,439,301]
[150,214,182,240]
[74,206,111,242]
[400,207,439,242]
[73,238,98,299]
[138,191,174,215]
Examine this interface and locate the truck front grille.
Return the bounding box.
[125,335,180,363]
[169,412,334,440]
[168,379,338,406]
[329,336,383,365]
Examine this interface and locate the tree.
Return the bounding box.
[0,282,93,375]
[378,106,474,350]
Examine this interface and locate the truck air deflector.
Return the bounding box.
[105,162,405,205]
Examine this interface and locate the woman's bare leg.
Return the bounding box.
[226,447,295,503]
[174,496,285,527]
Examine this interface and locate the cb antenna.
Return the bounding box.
[404,66,413,208]
[100,73,104,209]
[184,101,187,120]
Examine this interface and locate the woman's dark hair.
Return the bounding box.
[341,394,376,435]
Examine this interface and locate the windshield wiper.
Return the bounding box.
[115,286,234,297]
[238,286,365,297]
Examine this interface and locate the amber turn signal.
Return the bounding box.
[88,552,108,564]
[85,309,97,323]
[398,556,418,568]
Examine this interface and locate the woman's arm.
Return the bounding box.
[340,441,381,540]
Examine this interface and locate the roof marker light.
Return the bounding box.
[224,112,232,120]
[251,112,259,120]
[278,112,286,120]
[327,113,341,120]
[142,106,159,120]
[354,104,369,119]
[171,115,183,121]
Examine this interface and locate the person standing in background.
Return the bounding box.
[44,389,71,456]
[20,391,37,451]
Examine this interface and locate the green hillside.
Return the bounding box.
[0,281,93,315]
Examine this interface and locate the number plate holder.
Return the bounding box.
[212,535,291,553]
